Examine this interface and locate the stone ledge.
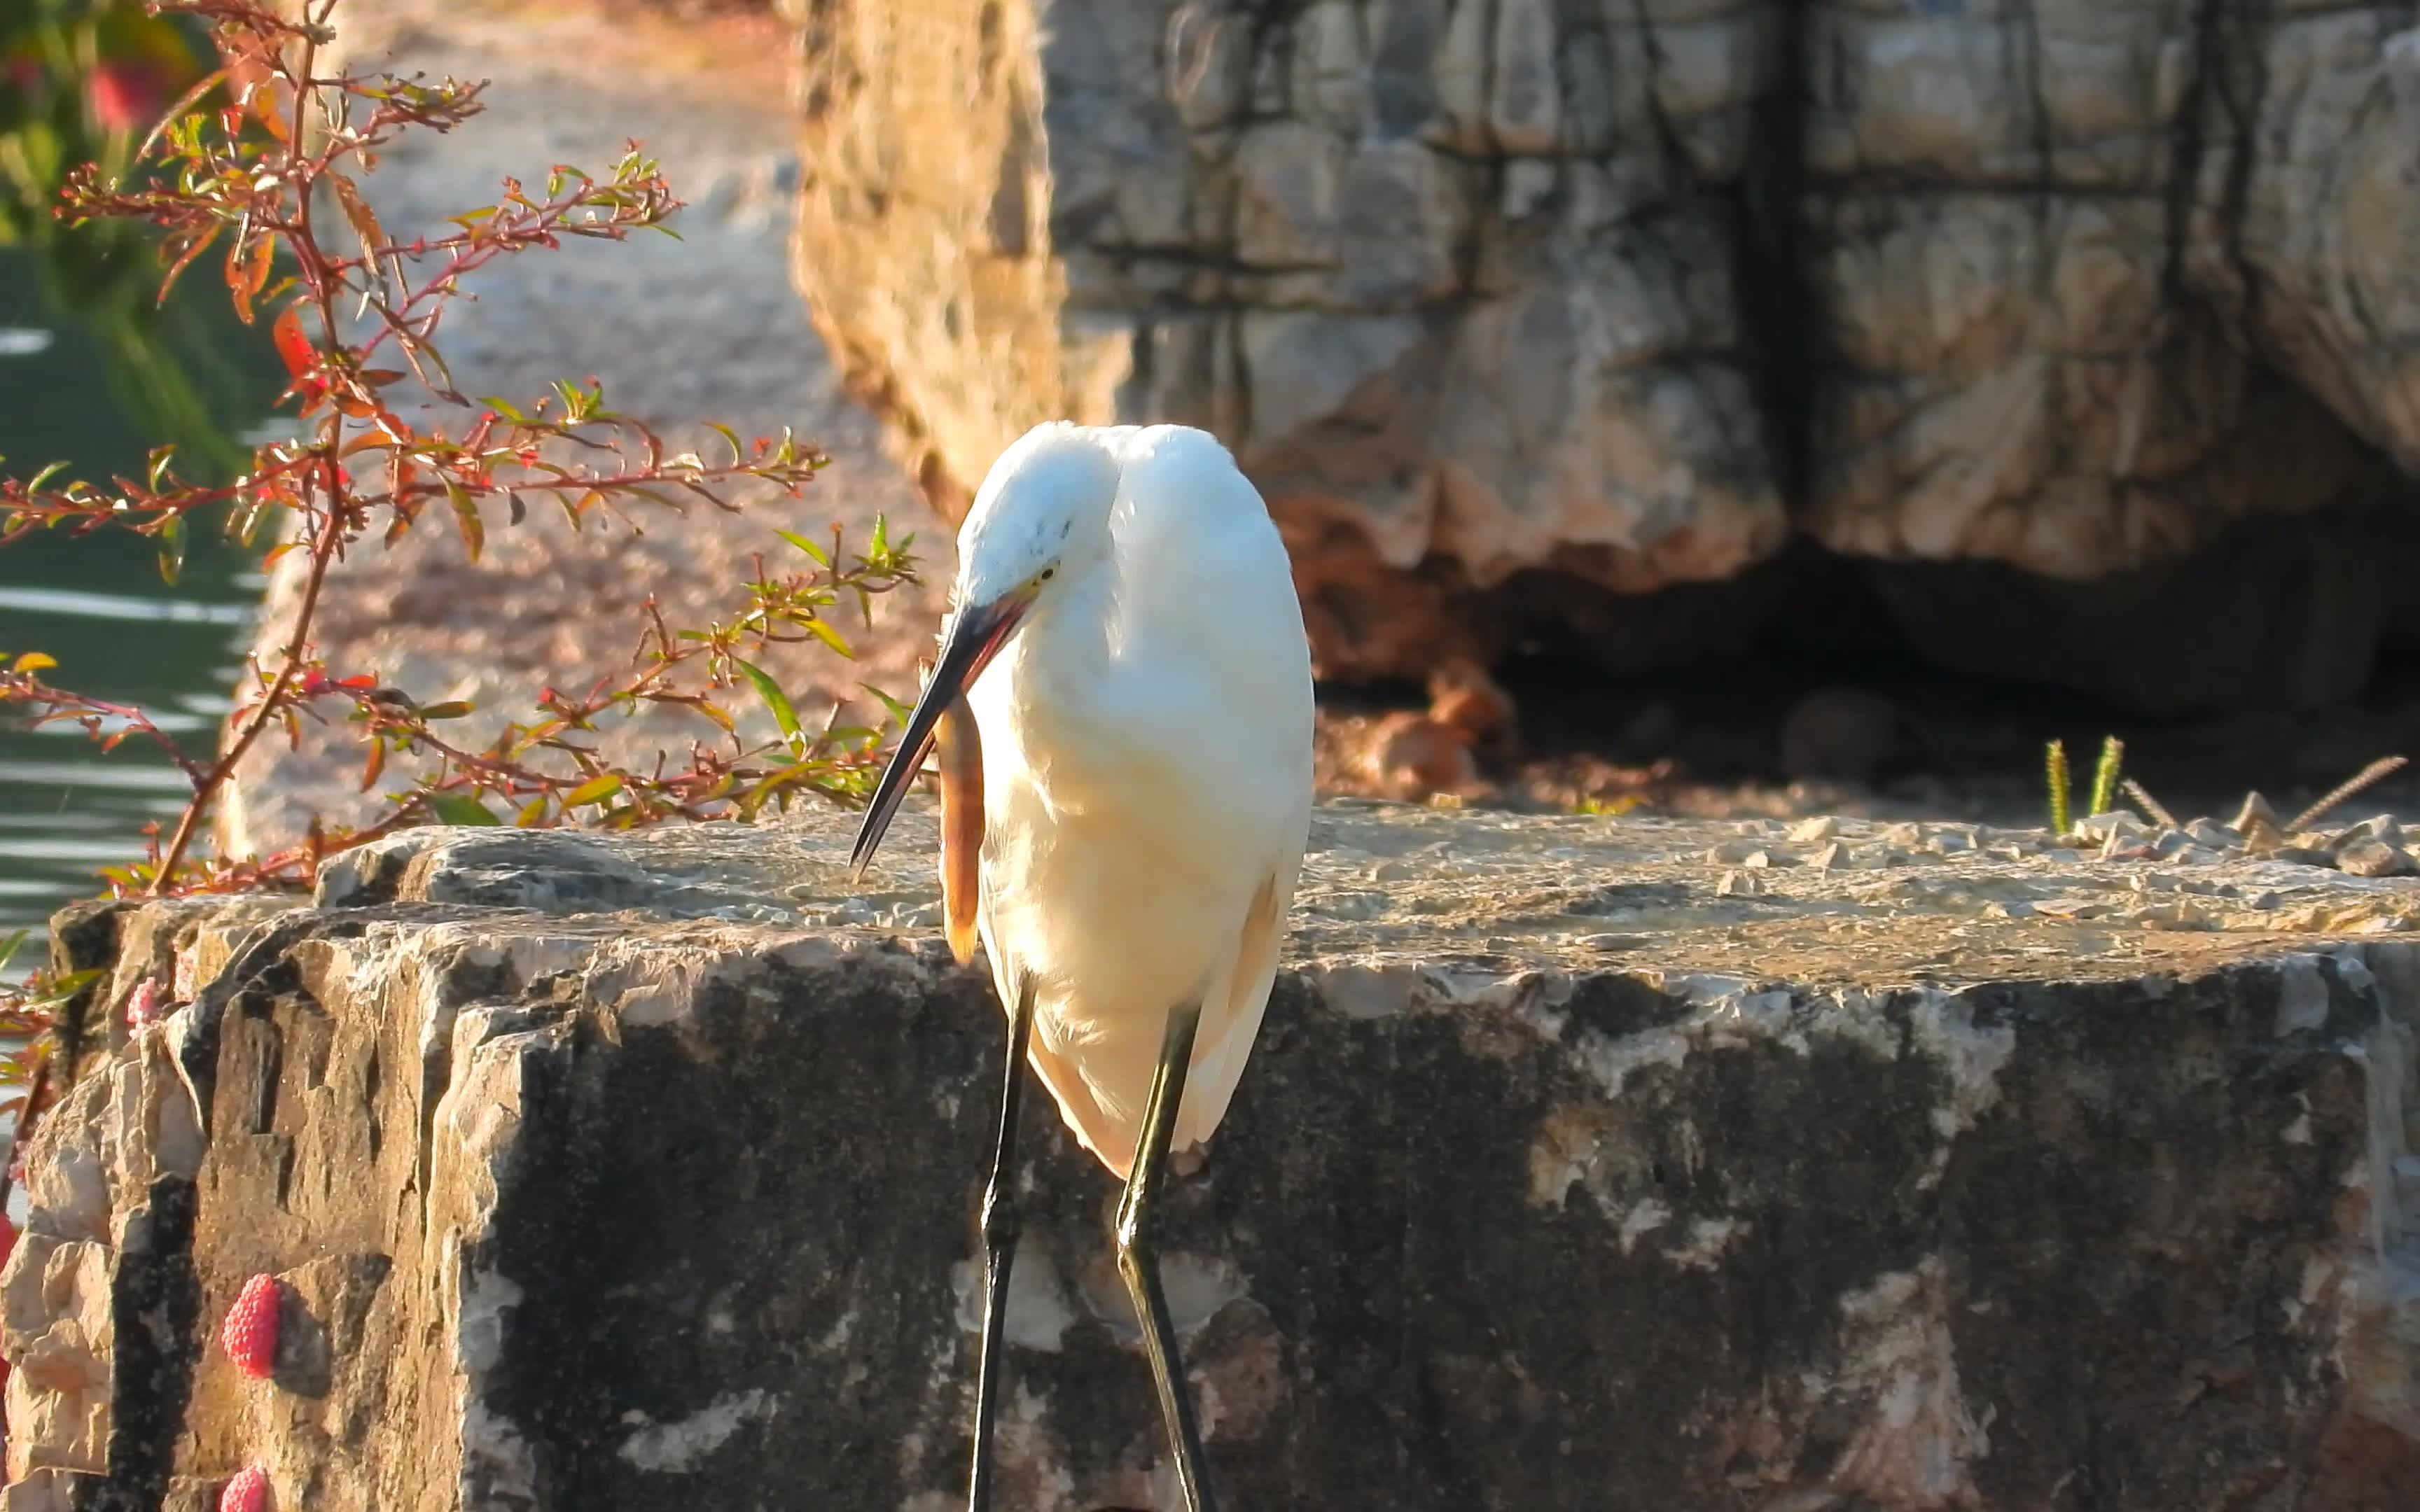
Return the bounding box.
[328,797,2420,986]
[1,802,2416,1509]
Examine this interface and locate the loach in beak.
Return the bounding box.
[932,683,985,965]
[849,594,1024,879]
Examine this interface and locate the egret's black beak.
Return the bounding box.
[849,595,1027,878]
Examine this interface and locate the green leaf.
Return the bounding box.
[426,791,502,826]
[478,396,529,424]
[733,658,803,753]
[49,967,105,999]
[333,174,387,262]
[445,480,484,563]
[156,514,187,586]
[20,966,106,1011]
[802,616,853,659]
[861,682,912,727]
[775,528,830,567]
[416,700,475,720]
[564,773,623,807]
[0,928,27,978]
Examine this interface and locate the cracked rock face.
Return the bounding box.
[787,0,2420,697]
[4,802,2419,1508]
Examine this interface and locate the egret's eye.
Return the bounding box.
[1038,567,1056,583]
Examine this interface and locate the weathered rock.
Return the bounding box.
[7,802,2420,1508]
[788,0,1790,682]
[786,0,2420,704]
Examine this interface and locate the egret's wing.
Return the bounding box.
[1174,852,1300,1154]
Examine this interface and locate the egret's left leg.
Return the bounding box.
[1113,1000,1220,1512]
[968,974,1038,1512]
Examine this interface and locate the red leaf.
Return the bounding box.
[226,232,274,325]
[270,306,314,381]
[248,80,289,143]
[155,225,223,307]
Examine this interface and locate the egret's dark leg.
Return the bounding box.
[1114,1000,1219,1512]
[968,974,1038,1512]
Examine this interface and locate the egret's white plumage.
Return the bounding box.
[956,422,1313,1177]
[849,420,1310,1511]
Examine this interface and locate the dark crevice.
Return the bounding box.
[75,1177,199,1512]
[1622,0,1698,200]
[246,1014,282,1138]
[2160,0,2223,299]
[1804,175,2171,202]
[2012,0,2054,186]
[1734,0,1815,504]
[363,1044,383,1163]
[1116,315,1158,422]
[417,1020,454,1231]
[2206,0,2275,333]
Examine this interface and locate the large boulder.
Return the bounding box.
[6,802,2419,1508]
[786,0,2420,705]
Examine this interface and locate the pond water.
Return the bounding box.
[0,245,286,940]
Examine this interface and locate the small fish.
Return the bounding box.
[926,659,985,967]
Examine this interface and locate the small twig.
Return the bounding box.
[2120,777,2179,831]
[2286,755,2409,833]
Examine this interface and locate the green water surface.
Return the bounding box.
[0,245,286,936]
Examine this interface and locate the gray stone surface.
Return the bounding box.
[6,801,2420,1508]
[788,0,2420,699]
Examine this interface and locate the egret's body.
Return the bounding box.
[851,421,1314,1512]
[966,426,1309,1177]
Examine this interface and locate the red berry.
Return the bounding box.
[0,1214,14,1400]
[218,1465,270,1512]
[123,976,165,1030]
[218,1274,280,1379]
[85,60,164,134]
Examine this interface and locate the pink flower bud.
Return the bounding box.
[123,976,166,1030]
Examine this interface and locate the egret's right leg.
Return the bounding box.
[1114,1000,1220,1512]
[968,974,1038,1512]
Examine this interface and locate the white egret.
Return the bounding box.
[850,421,1314,1512]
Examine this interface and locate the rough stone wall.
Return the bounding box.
[6,806,2420,1508]
[788,0,2420,695]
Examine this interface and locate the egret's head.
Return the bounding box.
[849,424,1122,876]
[954,423,1121,615]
